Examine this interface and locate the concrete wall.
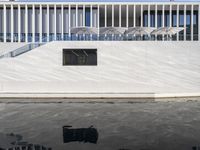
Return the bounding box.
[0,41,199,94]
[0,43,26,55]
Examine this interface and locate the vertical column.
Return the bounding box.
[75,5,78,39]
[90,5,92,39]
[162,5,165,40]
[184,5,186,41]
[141,5,143,27]
[83,5,85,26]
[11,4,13,42]
[47,5,49,42]
[162,5,165,27]
[119,5,121,27]
[169,5,172,27]
[155,4,157,28]
[61,4,64,40]
[76,5,78,27]
[177,5,179,40]
[148,5,150,40]
[169,5,172,41]
[148,5,150,27]
[46,5,49,42]
[18,5,21,43]
[39,5,42,42]
[24,7,27,42]
[3,5,6,42]
[191,5,193,41]
[98,5,100,37]
[155,4,158,40]
[126,5,129,27]
[32,5,35,42]
[54,5,56,40]
[112,5,114,27]
[90,5,93,27]
[69,5,71,37]
[105,5,107,27]
[199,4,200,41]
[134,5,136,27]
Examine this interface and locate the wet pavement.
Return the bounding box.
[0,101,200,150]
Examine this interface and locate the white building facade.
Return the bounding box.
[0,0,200,42]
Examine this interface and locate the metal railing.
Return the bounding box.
[0,35,53,59]
[0,33,198,59]
[0,32,199,42]
[0,43,45,58]
[11,43,45,57]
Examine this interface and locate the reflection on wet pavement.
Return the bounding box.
[63,125,98,144]
[1,102,200,150]
[0,133,52,150]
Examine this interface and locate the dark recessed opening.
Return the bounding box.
[63,49,97,66]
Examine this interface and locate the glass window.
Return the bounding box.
[150,11,155,27]
[193,11,198,41]
[85,8,90,27]
[63,49,97,66]
[165,11,169,27]
[143,11,148,27]
[172,11,177,27]
[157,11,162,27]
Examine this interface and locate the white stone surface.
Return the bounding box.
[0,43,26,56]
[0,41,200,95]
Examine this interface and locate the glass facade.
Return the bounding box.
[0,3,199,42]
[85,8,90,27]
[194,10,198,40]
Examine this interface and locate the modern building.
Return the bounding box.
[0,0,200,98]
[0,0,200,43]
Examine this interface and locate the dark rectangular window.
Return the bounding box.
[63,49,97,66]
[194,10,198,41]
[172,11,177,27]
[165,11,169,27]
[186,10,191,40]
[143,11,148,27]
[150,11,155,27]
[179,11,184,40]
[157,11,162,27]
[85,8,90,27]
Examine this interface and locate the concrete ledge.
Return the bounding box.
[0,92,200,103]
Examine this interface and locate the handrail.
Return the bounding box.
[0,42,46,58]
[0,35,52,59]
[0,32,198,59]
[10,43,45,57]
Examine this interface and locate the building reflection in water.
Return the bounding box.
[63,125,98,144]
